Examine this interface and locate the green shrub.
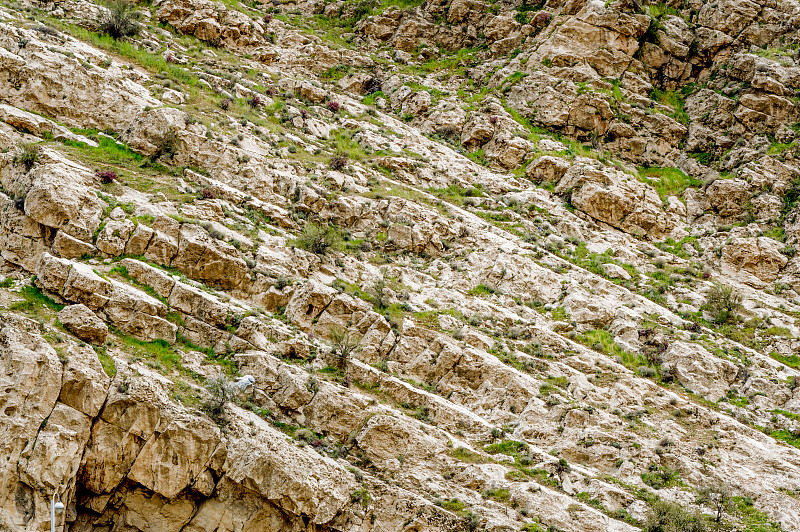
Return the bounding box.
[369,276,388,310]
[329,326,360,371]
[14,142,40,171]
[643,499,708,532]
[98,0,141,39]
[201,376,235,423]
[350,487,371,507]
[641,464,680,489]
[703,284,742,324]
[294,223,340,254]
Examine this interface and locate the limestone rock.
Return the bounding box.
[24,155,103,242]
[527,155,571,183]
[128,413,222,498]
[661,342,737,400]
[96,219,136,257]
[223,410,359,524]
[172,223,249,291]
[59,344,111,417]
[58,304,109,344]
[122,107,189,158]
[721,237,788,284]
[706,178,751,218]
[0,314,64,532]
[0,23,158,130]
[555,160,680,239]
[0,202,52,272]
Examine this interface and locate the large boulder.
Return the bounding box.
[156,0,266,49]
[223,412,359,525]
[554,160,681,239]
[0,24,157,130]
[57,304,109,345]
[128,413,222,499]
[23,156,103,242]
[0,202,52,272]
[58,344,111,418]
[0,315,64,532]
[172,223,250,291]
[37,253,178,343]
[122,107,189,158]
[706,178,752,218]
[661,342,738,401]
[721,237,788,284]
[527,155,571,183]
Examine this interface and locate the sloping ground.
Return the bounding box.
[1,0,800,531]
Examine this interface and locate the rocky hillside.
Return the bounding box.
[2,0,800,530]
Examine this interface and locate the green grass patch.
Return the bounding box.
[640,464,681,489]
[637,166,702,202]
[118,335,182,372]
[732,496,783,532]
[769,351,800,369]
[770,429,800,448]
[768,140,795,155]
[96,348,116,378]
[362,90,386,106]
[330,129,367,161]
[10,284,65,315]
[655,236,702,259]
[649,88,688,124]
[51,21,198,89]
[467,284,499,296]
[577,329,658,378]
[483,487,511,502]
[450,446,493,463]
[438,498,465,512]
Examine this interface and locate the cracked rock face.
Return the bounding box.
[3,0,800,531]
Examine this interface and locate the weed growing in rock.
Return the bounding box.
[350,487,371,507]
[369,275,388,311]
[95,347,116,378]
[10,284,65,315]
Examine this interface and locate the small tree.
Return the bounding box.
[201,376,235,423]
[704,284,742,324]
[370,274,388,311]
[697,483,732,525]
[553,458,570,483]
[295,223,340,255]
[330,326,360,372]
[99,0,141,39]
